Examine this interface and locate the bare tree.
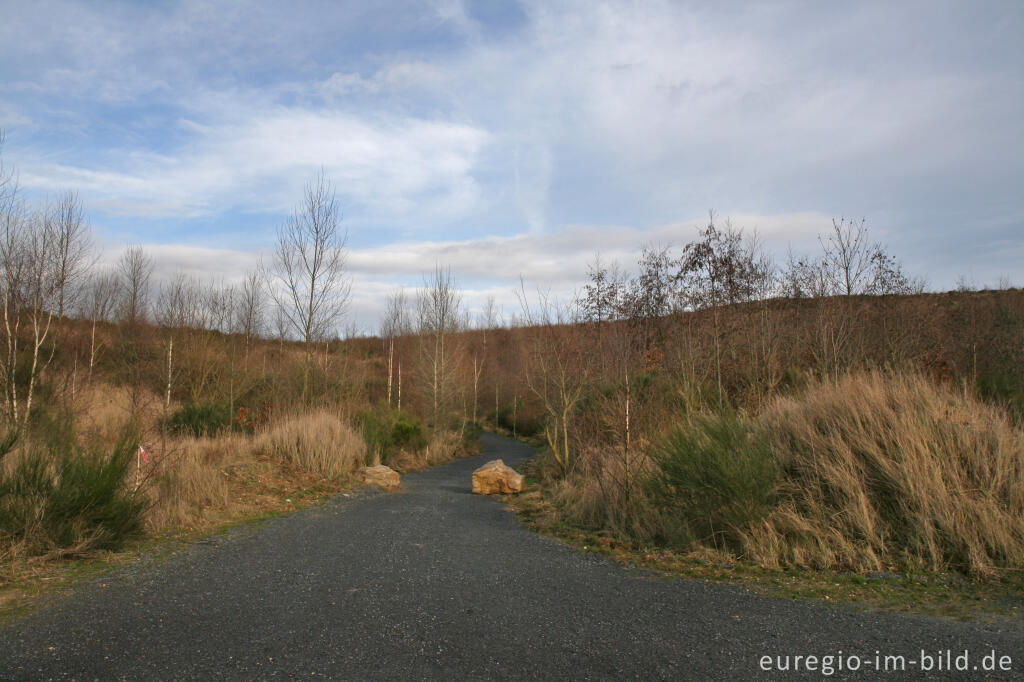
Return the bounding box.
[236,269,265,364]
[783,246,830,299]
[619,246,674,351]
[517,282,591,475]
[381,288,411,408]
[676,214,760,406]
[0,138,86,425]
[117,245,153,326]
[268,169,351,402]
[155,273,202,331]
[788,218,915,299]
[51,190,93,318]
[478,295,502,330]
[82,268,120,380]
[416,267,463,429]
[579,254,627,327]
[0,203,62,426]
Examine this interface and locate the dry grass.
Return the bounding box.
[145,435,239,532]
[145,411,367,533]
[746,372,1024,577]
[544,371,1024,579]
[385,430,465,472]
[74,382,165,445]
[550,445,657,541]
[255,410,366,481]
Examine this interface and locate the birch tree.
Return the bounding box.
[416,267,462,429]
[269,169,351,403]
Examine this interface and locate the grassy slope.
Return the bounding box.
[508,463,1024,624]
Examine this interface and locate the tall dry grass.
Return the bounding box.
[254,410,366,481]
[550,445,657,541]
[145,435,239,532]
[746,372,1024,576]
[146,411,366,532]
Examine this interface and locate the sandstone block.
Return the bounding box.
[362,465,400,489]
[472,459,523,495]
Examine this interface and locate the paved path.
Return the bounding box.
[2,433,1022,680]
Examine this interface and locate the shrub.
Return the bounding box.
[359,404,426,465]
[167,403,232,438]
[550,445,658,541]
[0,427,148,558]
[648,413,777,552]
[496,403,543,437]
[392,413,428,451]
[978,371,1024,423]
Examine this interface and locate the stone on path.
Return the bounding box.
[362,465,400,489]
[472,459,523,495]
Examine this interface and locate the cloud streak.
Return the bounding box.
[22,110,489,223]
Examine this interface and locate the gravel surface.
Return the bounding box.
[2,433,1022,680]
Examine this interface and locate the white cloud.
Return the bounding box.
[21,109,489,222]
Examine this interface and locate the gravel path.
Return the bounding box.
[1,433,1022,680]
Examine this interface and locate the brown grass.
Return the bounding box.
[385,429,467,472]
[254,410,366,481]
[543,371,1024,579]
[549,445,657,541]
[746,372,1024,577]
[145,411,367,533]
[145,435,239,532]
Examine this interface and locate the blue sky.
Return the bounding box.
[1,1,1022,329]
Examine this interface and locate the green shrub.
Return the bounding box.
[0,427,147,557]
[462,420,484,443]
[359,404,427,464]
[392,413,427,451]
[167,403,232,437]
[978,371,1024,423]
[648,413,777,552]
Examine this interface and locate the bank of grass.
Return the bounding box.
[511,473,1024,622]
[516,371,1024,620]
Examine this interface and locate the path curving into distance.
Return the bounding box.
[2,433,1022,680]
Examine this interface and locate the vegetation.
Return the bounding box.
[0,137,482,588]
[2,126,1022,619]
[501,214,1024,599]
[0,427,147,559]
[648,413,777,552]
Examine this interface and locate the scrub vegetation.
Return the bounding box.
[492,213,1024,611]
[2,131,1022,619]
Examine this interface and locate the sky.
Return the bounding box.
[1,0,1022,332]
